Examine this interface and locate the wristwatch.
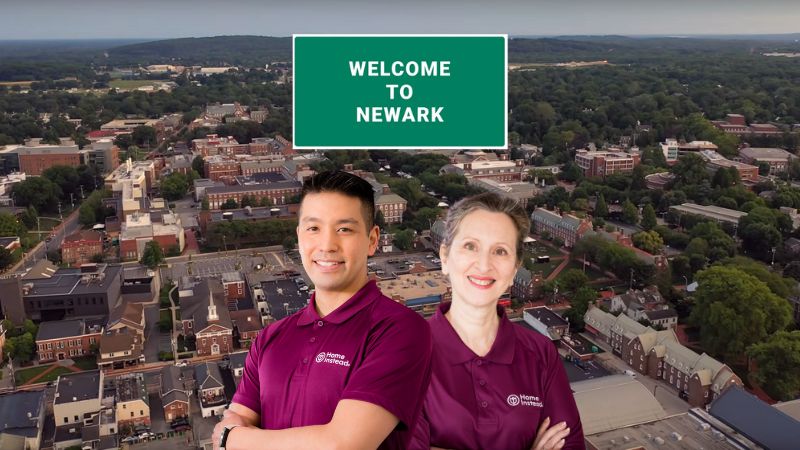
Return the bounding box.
[219,424,240,450]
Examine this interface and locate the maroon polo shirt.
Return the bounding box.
[411,302,584,450]
[232,280,432,449]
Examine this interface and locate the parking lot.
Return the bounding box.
[164,251,298,281]
[367,251,442,277]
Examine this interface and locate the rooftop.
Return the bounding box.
[709,385,800,449]
[0,390,44,438]
[739,147,796,161]
[376,271,451,304]
[55,370,102,405]
[23,264,121,297]
[572,374,668,435]
[36,319,91,341]
[669,203,748,223]
[523,307,568,328]
[113,373,148,404]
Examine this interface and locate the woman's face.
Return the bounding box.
[441,209,519,309]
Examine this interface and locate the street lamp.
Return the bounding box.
[771,247,777,266]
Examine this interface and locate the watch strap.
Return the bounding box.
[220,424,239,450]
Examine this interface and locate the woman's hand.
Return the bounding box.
[531,417,570,450]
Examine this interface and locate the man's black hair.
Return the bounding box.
[300,170,376,230]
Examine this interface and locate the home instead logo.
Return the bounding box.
[315,351,351,367]
[507,394,543,407]
[293,34,508,149]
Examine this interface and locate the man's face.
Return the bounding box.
[297,192,379,303]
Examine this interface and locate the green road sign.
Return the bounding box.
[293,34,507,149]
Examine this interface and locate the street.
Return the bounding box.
[14,209,81,272]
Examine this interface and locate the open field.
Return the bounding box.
[109,79,168,89]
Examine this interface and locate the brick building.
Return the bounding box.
[440,159,527,182]
[205,180,302,210]
[584,307,741,407]
[712,114,783,136]
[62,230,104,267]
[204,156,241,181]
[230,309,263,349]
[160,365,190,422]
[36,319,101,363]
[698,150,759,182]
[530,208,592,248]
[738,147,797,175]
[179,279,233,356]
[221,271,246,307]
[512,267,545,301]
[575,149,641,177]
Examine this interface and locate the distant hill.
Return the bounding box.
[105,35,292,67]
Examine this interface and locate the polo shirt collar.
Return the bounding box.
[431,302,516,366]
[297,280,379,326]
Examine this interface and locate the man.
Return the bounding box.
[213,171,433,450]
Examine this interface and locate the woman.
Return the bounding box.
[412,193,584,450]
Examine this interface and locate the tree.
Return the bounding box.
[632,231,664,254]
[201,197,210,210]
[192,155,205,177]
[375,210,386,230]
[563,287,597,330]
[747,331,800,401]
[140,241,165,269]
[393,229,414,250]
[42,165,80,199]
[558,269,589,293]
[689,266,792,361]
[131,125,157,148]
[222,199,238,210]
[757,161,772,176]
[11,177,61,212]
[0,247,13,271]
[594,193,608,218]
[160,173,189,201]
[0,212,24,237]
[621,199,639,225]
[640,203,657,231]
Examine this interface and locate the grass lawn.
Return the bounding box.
[72,356,97,370]
[15,364,73,385]
[527,260,561,279]
[109,79,168,90]
[562,260,607,281]
[526,243,562,258]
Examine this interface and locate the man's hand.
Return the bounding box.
[212,409,253,450]
[531,417,571,450]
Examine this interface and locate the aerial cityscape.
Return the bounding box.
[1,3,800,450]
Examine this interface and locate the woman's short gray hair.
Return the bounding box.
[441,192,530,264]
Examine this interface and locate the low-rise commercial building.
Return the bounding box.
[575,149,640,177]
[36,319,102,363]
[738,147,797,175]
[61,230,104,267]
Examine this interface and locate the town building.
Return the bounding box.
[35,319,102,363]
[61,230,104,267]
[584,307,741,407]
[228,351,248,381]
[469,178,538,207]
[111,373,149,428]
[119,212,184,261]
[439,159,527,182]
[669,202,748,229]
[512,267,544,302]
[377,271,452,314]
[644,172,675,190]
[204,179,302,210]
[712,114,783,136]
[97,329,144,370]
[575,149,641,177]
[160,365,191,422]
[193,178,225,202]
[204,155,241,181]
[0,390,46,450]
[53,371,103,428]
[195,362,227,417]
[530,208,592,248]
[230,309,262,348]
[179,279,233,356]
[698,150,759,182]
[521,307,569,340]
[738,147,797,175]
[104,159,157,217]
[610,287,678,329]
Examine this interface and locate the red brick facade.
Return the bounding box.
[37,331,100,363]
[19,152,83,176]
[62,230,103,267]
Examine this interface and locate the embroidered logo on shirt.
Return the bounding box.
[314,351,351,367]
[507,394,543,407]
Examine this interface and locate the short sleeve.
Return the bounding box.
[541,344,585,449]
[231,326,268,415]
[408,403,432,450]
[340,310,433,429]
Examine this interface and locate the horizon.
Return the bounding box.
[1,0,799,40]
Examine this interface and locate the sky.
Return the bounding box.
[1,0,798,40]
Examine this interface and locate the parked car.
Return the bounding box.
[174,424,192,433]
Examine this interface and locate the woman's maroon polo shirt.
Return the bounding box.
[411,302,585,450]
